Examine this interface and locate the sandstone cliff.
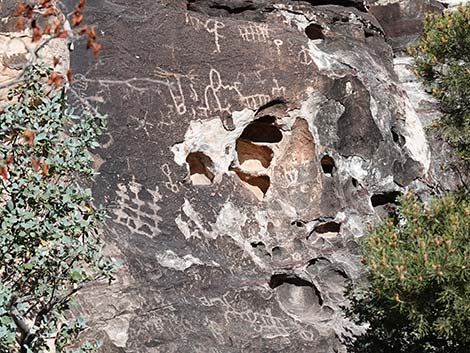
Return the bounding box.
[2,0,459,352]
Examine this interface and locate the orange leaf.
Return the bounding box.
[71,12,83,26]
[41,162,49,176]
[87,26,97,40]
[23,130,35,146]
[91,41,102,56]
[0,166,8,180]
[57,30,68,39]
[77,25,88,35]
[25,5,33,19]
[32,27,42,42]
[14,2,26,17]
[43,23,52,35]
[53,56,60,66]
[77,0,86,11]
[40,0,52,7]
[47,72,63,87]
[66,69,72,83]
[31,158,40,172]
[15,17,24,31]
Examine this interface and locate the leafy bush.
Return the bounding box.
[410,5,470,160]
[345,193,470,352]
[0,66,114,352]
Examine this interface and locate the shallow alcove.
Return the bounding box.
[186,152,215,185]
[320,155,336,176]
[314,221,341,234]
[351,177,358,188]
[391,127,406,147]
[269,274,323,318]
[236,139,274,173]
[305,23,325,40]
[371,191,401,207]
[233,168,270,200]
[240,117,283,143]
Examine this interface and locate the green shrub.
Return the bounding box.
[0,66,115,353]
[410,5,470,161]
[345,193,470,352]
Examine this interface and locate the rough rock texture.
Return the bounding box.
[64,0,461,352]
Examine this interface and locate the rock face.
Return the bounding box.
[66,0,460,352]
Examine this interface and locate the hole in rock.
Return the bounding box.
[314,221,341,234]
[364,29,374,38]
[371,191,401,207]
[305,23,325,40]
[321,155,335,176]
[240,117,283,143]
[351,178,358,188]
[291,220,305,227]
[251,241,271,259]
[209,3,257,14]
[186,152,214,185]
[251,241,265,248]
[256,98,287,116]
[269,274,314,289]
[269,274,323,317]
[233,169,270,200]
[236,139,274,173]
[271,246,282,258]
[292,0,367,12]
[391,128,405,147]
[307,259,349,292]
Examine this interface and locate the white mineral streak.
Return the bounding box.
[177,199,269,269]
[156,250,204,271]
[401,97,431,173]
[338,156,369,183]
[171,109,255,180]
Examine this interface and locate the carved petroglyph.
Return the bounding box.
[274,39,283,56]
[203,68,233,115]
[240,94,271,110]
[207,319,227,345]
[199,293,291,338]
[239,23,270,43]
[185,13,225,53]
[272,78,286,97]
[161,163,180,193]
[154,67,199,115]
[111,180,162,238]
[298,46,313,66]
[225,308,291,338]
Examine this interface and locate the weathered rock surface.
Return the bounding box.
[62,0,462,352]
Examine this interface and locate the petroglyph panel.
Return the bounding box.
[185,12,225,53]
[239,23,270,43]
[111,180,162,238]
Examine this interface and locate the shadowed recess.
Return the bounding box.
[186,152,215,185]
[371,191,401,207]
[233,168,270,199]
[305,23,325,40]
[314,221,341,234]
[269,274,323,317]
[240,117,283,143]
[321,155,335,175]
[236,139,274,171]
